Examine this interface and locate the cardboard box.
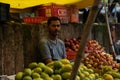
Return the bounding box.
[68,6,79,23]
[37,4,69,23]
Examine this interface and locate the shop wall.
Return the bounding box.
[0,22,83,75]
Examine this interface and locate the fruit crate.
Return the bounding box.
[66,51,76,60]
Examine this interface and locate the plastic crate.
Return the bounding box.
[66,51,76,60]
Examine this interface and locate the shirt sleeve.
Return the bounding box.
[59,39,66,58]
[39,39,52,60]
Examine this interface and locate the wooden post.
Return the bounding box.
[103,0,116,60]
[70,0,102,80]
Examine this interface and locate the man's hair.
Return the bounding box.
[47,16,61,26]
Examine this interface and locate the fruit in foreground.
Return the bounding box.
[62,72,71,79]
[28,62,38,69]
[54,61,63,69]
[24,68,32,76]
[103,74,114,80]
[23,76,32,80]
[60,59,70,64]
[32,72,40,78]
[15,72,24,80]
[33,67,42,74]
[52,74,62,80]
[61,64,72,73]
[33,78,43,80]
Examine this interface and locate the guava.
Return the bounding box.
[15,72,24,80]
[33,67,42,74]
[44,66,54,75]
[45,77,54,80]
[62,72,71,79]
[54,61,63,69]
[61,64,72,73]
[24,68,32,76]
[32,72,40,78]
[23,76,32,80]
[103,74,114,80]
[28,62,38,69]
[60,59,70,64]
[40,72,49,79]
[52,74,62,80]
[33,78,43,80]
[37,62,46,70]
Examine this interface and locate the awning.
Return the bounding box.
[0,0,95,9]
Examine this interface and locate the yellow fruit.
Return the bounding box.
[32,72,40,79]
[45,77,54,80]
[88,74,95,80]
[79,73,85,79]
[80,65,87,70]
[28,62,38,69]
[40,72,49,79]
[15,72,24,80]
[62,72,71,79]
[23,76,32,80]
[84,77,90,80]
[75,75,80,80]
[52,74,62,80]
[24,68,32,76]
[86,69,94,73]
[60,59,70,64]
[33,78,43,80]
[46,62,54,67]
[83,71,89,76]
[61,64,72,73]
[37,62,46,69]
[54,61,63,69]
[44,66,54,75]
[54,69,61,74]
[33,67,42,74]
[103,74,114,80]
[114,78,120,80]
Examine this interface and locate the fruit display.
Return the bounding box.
[99,66,120,80]
[15,58,120,80]
[82,51,120,70]
[85,40,104,53]
[65,38,104,53]
[15,38,120,80]
[15,59,103,80]
[65,38,105,60]
[65,38,80,52]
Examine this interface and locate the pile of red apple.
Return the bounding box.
[82,51,120,70]
[65,38,104,53]
[65,38,80,60]
[85,40,105,53]
[65,38,105,60]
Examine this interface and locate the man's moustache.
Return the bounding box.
[55,30,60,33]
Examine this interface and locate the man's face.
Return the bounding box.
[48,20,61,36]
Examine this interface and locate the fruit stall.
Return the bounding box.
[0,0,120,80]
[0,21,120,80]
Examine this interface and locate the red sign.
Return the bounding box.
[37,4,68,23]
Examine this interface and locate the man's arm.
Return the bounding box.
[39,39,53,64]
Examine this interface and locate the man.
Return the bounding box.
[39,16,66,64]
